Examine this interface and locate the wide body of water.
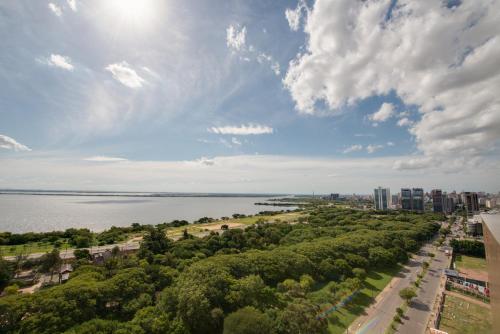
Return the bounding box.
[0,194,292,233]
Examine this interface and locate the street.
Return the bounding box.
[347,241,449,334]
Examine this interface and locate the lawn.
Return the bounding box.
[315,265,402,334]
[166,211,305,238]
[454,255,487,271]
[0,241,71,256]
[439,294,492,334]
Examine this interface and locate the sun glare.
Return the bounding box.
[109,0,156,24]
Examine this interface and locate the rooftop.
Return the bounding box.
[481,212,500,243]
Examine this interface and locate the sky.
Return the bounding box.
[0,0,499,194]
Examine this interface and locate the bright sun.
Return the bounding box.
[110,0,156,24]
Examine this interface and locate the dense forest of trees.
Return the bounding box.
[0,207,441,334]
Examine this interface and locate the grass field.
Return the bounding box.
[320,265,402,334]
[439,294,492,334]
[454,255,487,271]
[166,211,304,238]
[0,241,72,256]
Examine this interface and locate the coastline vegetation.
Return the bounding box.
[0,206,442,334]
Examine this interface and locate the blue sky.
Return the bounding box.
[0,0,499,193]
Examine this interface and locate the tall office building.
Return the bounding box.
[446,196,455,214]
[412,188,424,212]
[391,194,399,208]
[374,187,390,210]
[401,188,412,210]
[431,189,443,213]
[462,192,479,214]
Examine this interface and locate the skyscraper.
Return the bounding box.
[462,192,479,214]
[412,188,424,212]
[431,189,443,213]
[374,187,390,210]
[401,188,412,210]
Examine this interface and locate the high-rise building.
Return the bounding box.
[391,194,399,208]
[412,188,424,212]
[374,187,390,210]
[401,188,412,210]
[431,189,443,213]
[462,192,479,214]
[446,196,455,214]
[481,213,500,331]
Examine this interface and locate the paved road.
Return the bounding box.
[347,243,437,334]
[396,245,449,334]
[3,241,140,261]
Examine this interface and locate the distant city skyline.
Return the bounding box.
[1,0,500,193]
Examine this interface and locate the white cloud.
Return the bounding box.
[105,62,145,88]
[231,137,242,146]
[0,135,31,152]
[2,154,498,193]
[46,54,74,71]
[397,117,413,127]
[366,144,384,154]
[208,124,273,135]
[84,156,128,162]
[67,0,77,11]
[284,0,500,165]
[194,157,215,166]
[226,25,280,76]
[369,103,395,123]
[48,3,62,16]
[343,144,363,154]
[226,25,247,52]
[285,0,309,31]
[386,141,395,147]
[257,53,281,75]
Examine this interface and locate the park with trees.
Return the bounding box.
[0,206,442,334]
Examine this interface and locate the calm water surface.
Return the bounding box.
[0,194,292,233]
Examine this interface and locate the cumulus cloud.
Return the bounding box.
[44,54,74,71]
[343,144,363,154]
[48,3,62,16]
[105,62,145,88]
[366,144,384,154]
[285,0,309,31]
[397,117,413,127]
[386,141,395,147]
[208,124,273,135]
[67,0,77,11]
[369,103,395,123]
[84,156,128,162]
[226,25,247,52]
[0,134,31,151]
[284,0,500,165]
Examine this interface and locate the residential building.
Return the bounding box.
[446,196,456,214]
[374,187,390,210]
[467,216,483,236]
[462,192,480,214]
[431,189,443,213]
[412,188,424,212]
[486,198,498,209]
[481,213,500,331]
[401,188,412,210]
